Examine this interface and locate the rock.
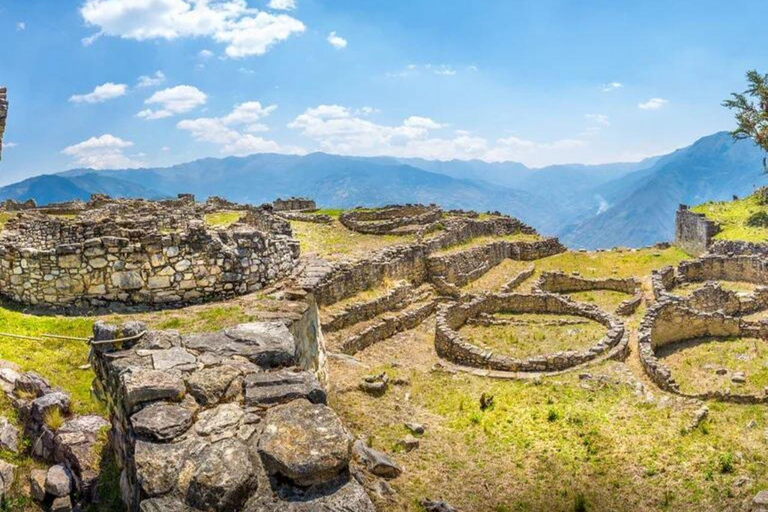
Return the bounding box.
[30,469,47,501]
[405,422,425,435]
[0,417,19,453]
[732,372,747,384]
[352,440,401,478]
[359,373,388,396]
[258,399,351,486]
[421,499,458,512]
[398,434,420,452]
[31,391,71,424]
[754,490,768,511]
[195,403,245,438]
[134,440,188,496]
[0,460,16,496]
[716,368,728,376]
[14,372,53,398]
[243,475,375,512]
[131,403,194,441]
[747,419,758,429]
[54,415,110,483]
[186,365,242,406]
[184,322,296,368]
[152,347,197,371]
[187,438,256,511]
[122,369,186,411]
[0,368,21,394]
[244,369,326,407]
[51,495,73,512]
[45,464,72,497]
[140,496,195,511]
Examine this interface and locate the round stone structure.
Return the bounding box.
[638,298,768,403]
[534,271,643,316]
[339,204,443,235]
[435,292,626,373]
[0,200,300,309]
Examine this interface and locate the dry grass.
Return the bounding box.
[291,220,418,261]
[204,210,245,227]
[431,233,541,256]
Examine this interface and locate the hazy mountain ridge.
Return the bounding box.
[1,132,764,248]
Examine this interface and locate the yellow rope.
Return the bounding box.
[90,331,147,346]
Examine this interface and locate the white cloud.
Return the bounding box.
[327,31,347,49]
[62,134,139,169]
[136,71,166,88]
[601,82,623,92]
[387,63,463,78]
[288,104,590,164]
[16,22,25,31]
[4,142,18,149]
[69,82,127,104]
[268,0,296,10]
[585,114,610,127]
[638,98,668,110]
[177,101,302,155]
[428,64,456,76]
[138,85,207,120]
[80,0,305,58]
[199,49,214,58]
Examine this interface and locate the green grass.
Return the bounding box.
[431,233,542,256]
[0,212,13,230]
[460,313,607,358]
[204,210,245,227]
[291,219,418,260]
[568,290,634,312]
[314,208,344,218]
[691,193,768,242]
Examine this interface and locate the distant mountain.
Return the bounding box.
[2,132,765,248]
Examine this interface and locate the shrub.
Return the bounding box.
[43,408,65,431]
[746,211,768,227]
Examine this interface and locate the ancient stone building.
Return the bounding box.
[0,87,7,161]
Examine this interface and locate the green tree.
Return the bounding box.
[723,70,768,171]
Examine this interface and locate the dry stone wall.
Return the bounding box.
[340,204,443,235]
[273,197,316,212]
[0,87,7,161]
[435,293,626,373]
[675,205,720,256]
[0,199,300,309]
[535,271,642,315]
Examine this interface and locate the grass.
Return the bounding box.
[431,233,542,256]
[659,336,768,395]
[459,313,607,358]
[568,290,634,312]
[291,219,418,260]
[0,212,13,230]
[672,281,758,297]
[204,210,245,227]
[691,193,768,242]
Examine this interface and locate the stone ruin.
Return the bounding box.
[0,195,300,309]
[534,271,643,316]
[339,204,444,235]
[435,292,628,374]
[652,255,768,316]
[272,197,317,212]
[0,87,7,161]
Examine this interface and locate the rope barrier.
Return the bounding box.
[90,331,147,346]
[0,330,146,346]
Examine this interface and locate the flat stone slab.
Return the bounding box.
[152,347,198,371]
[131,403,194,441]
[244,369,326,407]
[184,322,296,368]
[186,365,242,406]
[122,369,186,412]
[353,440,402,478]
[258,399,350,486]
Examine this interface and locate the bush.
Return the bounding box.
[746,211,768,227]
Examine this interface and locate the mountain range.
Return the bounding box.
[1,131,765,249]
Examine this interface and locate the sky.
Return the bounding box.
[0,0,767,185]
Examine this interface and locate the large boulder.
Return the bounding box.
[187,438,256,511]
[244,369,326,407]
[122,369,185,412]
[184,322,296,368]
[257,399,351,486]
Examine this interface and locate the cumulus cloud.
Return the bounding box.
[387,63,466,78]
[585,113,610,127]
[137,85,207,120]
[327,31,347,49]
[62,134,139,169]
[199,49,214,58]
[638,98,668,110]
[16,22,25,31]
[288,104,590,163]
[4,142,18,149]
[136,71,166,88]
[601,82,623,92]
[69,82,127,104]
[80,0,305,58]
[177,101,303,155]
[268,0,296,10]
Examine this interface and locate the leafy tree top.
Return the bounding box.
[724,70,768,169]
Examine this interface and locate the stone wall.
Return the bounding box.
[0,87,7,161]
[89,311,374,511]
[535,271,642,315]
[273,197,316,212]
[339,205,443,235]
[0,201,300,309]
[709,239,768,257]
[323,282,415,333]
[435,293,625,373]
[675,205,720,256]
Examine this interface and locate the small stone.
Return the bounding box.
[30,469,47,501]
[732,372,747,384]
[122,369,185,411]
[186,365,242,406]
[405,422,425,435]
[353,440,401,478]
[31,391,71,424]
[420,499,458,512]
[0,460,16,496]
[45,464,73,497]
[754,490,768,510]
[398,435,420,452]
[51,495,73,512]
[715,368,728,376]
[0,417,19,453]
[747,419,758,429]
[195,403,245,437]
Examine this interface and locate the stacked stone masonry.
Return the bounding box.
[534,271,643,316]
[90,315,375,512]
[0,197,300,308]
[675,204,721,256]
[435,293,627,373]
[0,87,6,161]
[272,197,317,212]
[340,204,444,235]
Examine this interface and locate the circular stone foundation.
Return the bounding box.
[435,292,626,373]
[534,271,643,316]
[339,204,443,235]
[638,299,768,403]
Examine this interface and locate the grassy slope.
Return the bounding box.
[691,193,768,242]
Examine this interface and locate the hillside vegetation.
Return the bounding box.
[692,191,768,242]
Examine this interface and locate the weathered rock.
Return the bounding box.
[15,371,53,398]
[185,322,296,368]
[405,422,425,435]
[244,369,326,407]
[195,403,245,438]
[54,415,110,482]
[131,403,194,441]
[139,495,195,511]
[754,490,768,511]
[186,365,242,406]
[244,476,375,512]
[258,399,351,486]
[31,391,71,424]
[187,438,256,511]
[134,440,188,496]
[30,469,47,501]
[398,434,420,452]
[359,373,388,396]
[421,499,459,512]
[353,440,401,478]
[0,460,15,496]
[45,464,72,497]
[51,495,73,512]
[0,417,19,453]
[122,369,185,411]
[732,372,747,384]
[152,347,198,371]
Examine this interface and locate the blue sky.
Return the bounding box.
[0,0,767,185]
